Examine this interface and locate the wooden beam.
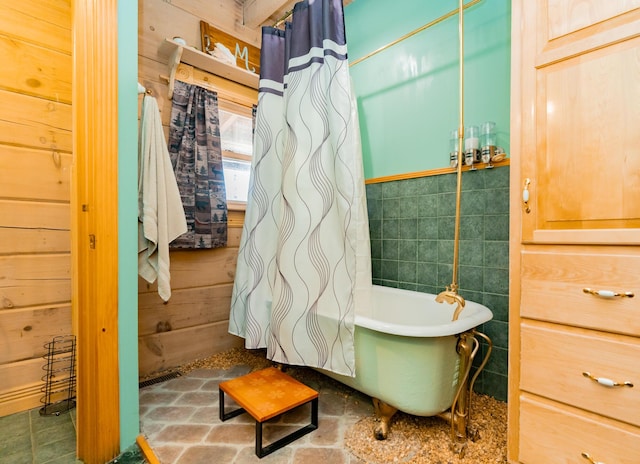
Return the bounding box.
[243,0,292,29]
[73,0,120,462]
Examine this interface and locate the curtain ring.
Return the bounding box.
[52,149,61,168]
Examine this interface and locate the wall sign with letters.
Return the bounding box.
[200,21,260,75]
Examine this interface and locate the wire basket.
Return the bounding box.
[40,335,77,416]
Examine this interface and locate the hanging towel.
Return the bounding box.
[138,95,187,302]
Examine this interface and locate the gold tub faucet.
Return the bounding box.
[435,289,466,321]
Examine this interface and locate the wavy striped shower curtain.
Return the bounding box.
[229,0,371,377]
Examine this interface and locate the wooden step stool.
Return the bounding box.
[219,367,319,458]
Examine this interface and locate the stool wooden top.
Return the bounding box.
[219,367,318,422]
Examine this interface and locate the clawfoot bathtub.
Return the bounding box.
[318,285,492,447]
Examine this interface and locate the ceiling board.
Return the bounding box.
[243,0,353,29]
[243,0,292,28]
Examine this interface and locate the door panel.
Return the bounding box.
[545,0,640,40]
[520,3,640,243]
[537,39,640,230]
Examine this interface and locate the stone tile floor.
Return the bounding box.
[0,364,372,464]
[0,407,79,464]
[0,405,144,464]
[139,365,373,464]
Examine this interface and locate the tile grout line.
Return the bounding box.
[29,410,36,464]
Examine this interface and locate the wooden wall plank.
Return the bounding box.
[0,200,70,230]
[0,281,70,311]
[0,228,70,255]
[0,305,72,364]
[0,358,43,416]
[166,0,260,47]
[0,146,71,201]
[0,358,42,395]
[138,55,172,103]
[0,254,71,309]
[0,254,71,281]
[227,213,245,230]
[139,0,208,62]
[138,321,243,375]
[0,90,72,152]
[0,36,72,103]
[0,1,72,54]
[138,284,232,335]
[138,246,238,293]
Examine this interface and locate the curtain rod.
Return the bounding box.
[273,9,293,28]
[349,0,482,67]
[272,0,353,29]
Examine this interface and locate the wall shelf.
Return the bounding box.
[160,38,259,98]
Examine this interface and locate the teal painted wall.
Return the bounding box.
[118,0,140,450]
[344,0,511,179]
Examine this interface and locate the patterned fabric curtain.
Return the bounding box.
[230,0,372,377]
[168,80,228,249]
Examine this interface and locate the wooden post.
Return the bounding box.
[72,0,121,462]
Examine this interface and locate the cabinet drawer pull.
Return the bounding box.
[582,372,633,388]
[581,452,605,464]
[582,288,634,299]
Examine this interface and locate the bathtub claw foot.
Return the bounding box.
[450,441,468,458]
[372,398,397,440]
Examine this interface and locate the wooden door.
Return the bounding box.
[516,1,640,245]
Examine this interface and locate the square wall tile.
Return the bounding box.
[399,240,417,261]
[366,165,510,401]
[382,240,399,260]
[417,194,438,217]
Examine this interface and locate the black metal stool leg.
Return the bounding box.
[219,388,246,422]
[255,398,319,458]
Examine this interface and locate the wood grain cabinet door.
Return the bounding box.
[515,0,640,245]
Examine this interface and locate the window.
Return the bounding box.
[219,108,252,203]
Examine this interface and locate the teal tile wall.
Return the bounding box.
[366,165,509,402]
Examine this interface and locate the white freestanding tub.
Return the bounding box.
[318,285,493,417]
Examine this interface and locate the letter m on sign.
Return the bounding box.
[200,21,260,75]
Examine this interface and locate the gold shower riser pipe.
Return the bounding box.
[349,0,482,67]
[451,0,466,292]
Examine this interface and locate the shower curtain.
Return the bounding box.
[168,80,227,249]
[230,0,371,377]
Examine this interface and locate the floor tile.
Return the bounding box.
[0,446,33,464]
[33,419,75,447]
[154,424,211,444]
[175,445,237,464]
[41,452,81,464]
[0,427,32,458]
[34,436,76,463]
